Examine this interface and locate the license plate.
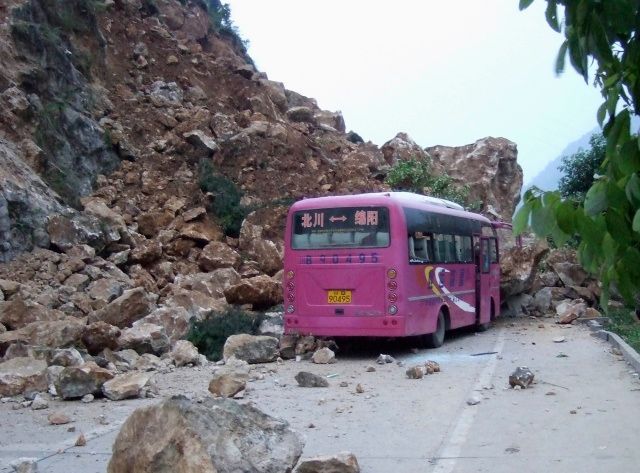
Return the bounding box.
[327,290,351,304]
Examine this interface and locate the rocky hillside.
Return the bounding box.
[0,0,524,361]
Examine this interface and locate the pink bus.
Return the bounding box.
[282,192,502,347]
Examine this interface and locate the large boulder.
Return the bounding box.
[102,371,154,401]
[0,357,48,396]
[164,287,228,319]
[223,334,279,364]
[55,362,114,399]
[500,240,549,299]
[107,396,304,473]
[224,275,282,309]
[551,262,588,287]
[295,453,360,473]
[82,321,121,355]
[171,340,200,367]
[89,287,156,328]
[239,220,283,276]
[209,360,250,398]
[381,132,430,166]
[174,269,241,299]
[426,137,523,219]
[0,318,85,352]
[0,298,65,330]
[141,305,193,343]
[198,242,241,271]
[118,322,171,355]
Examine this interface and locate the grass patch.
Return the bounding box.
[187,307,264,361]
[607,307,640,354]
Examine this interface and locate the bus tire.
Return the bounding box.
[423,310,445,348]
[476,321,490,332]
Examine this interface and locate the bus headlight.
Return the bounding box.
[388,305,398,315]
[286,305,295,314]
[387,268,397,279]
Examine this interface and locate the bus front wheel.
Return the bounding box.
[423,311,445,348]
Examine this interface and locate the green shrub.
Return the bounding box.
[198,159,247,237]
[385,157,478,210]
[187,307,264,361]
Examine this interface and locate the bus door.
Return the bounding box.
[476,237,492,325]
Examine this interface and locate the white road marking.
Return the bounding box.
[431,328,506,473]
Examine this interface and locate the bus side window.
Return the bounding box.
[409,235,429,261]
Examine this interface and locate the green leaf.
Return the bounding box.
[605,208,632,245]
[625,173,640,205]
[584,180,608,215]
[519,0,535,11]
[597,102,608,126]
[530,204,551,236]
[633,208,640,232]
[555,41,568,74]
[545,0,561,32]
[512,203,531,235]
[605,110,630,158]
[556,201,576,234]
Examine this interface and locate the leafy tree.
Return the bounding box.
[515,0,640,306]
[385,157,479,209]
[558,133,606,201]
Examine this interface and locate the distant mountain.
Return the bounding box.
[523,115,640,197]
[524,127,598,192]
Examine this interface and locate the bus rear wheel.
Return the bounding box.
[423,310,445,348]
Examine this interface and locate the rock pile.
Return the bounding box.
[501,247,603,322]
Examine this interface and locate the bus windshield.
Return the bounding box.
[291,206,390,249]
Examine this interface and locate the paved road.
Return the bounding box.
[1,318,639,472]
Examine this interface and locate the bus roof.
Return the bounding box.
[289,192,491,224]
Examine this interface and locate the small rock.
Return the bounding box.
[425,360,441,373]
[48,412,71,425]
[365,366,376,372]
[355,383,364,394]
[30,394,49,410]
[553,337,566,343]
[9,458,38,473]
[311,347,336,364]
[509,367,534,389]
[570,409,577,414]
[75,433,86,447]
[406,366,424,379]
[81,394,94,403]
[339,381,348,387]
[295,371,329,388]
[467,395,481,405]
[376,354,395,364]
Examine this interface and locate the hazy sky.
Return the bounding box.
[225,0,603,184]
